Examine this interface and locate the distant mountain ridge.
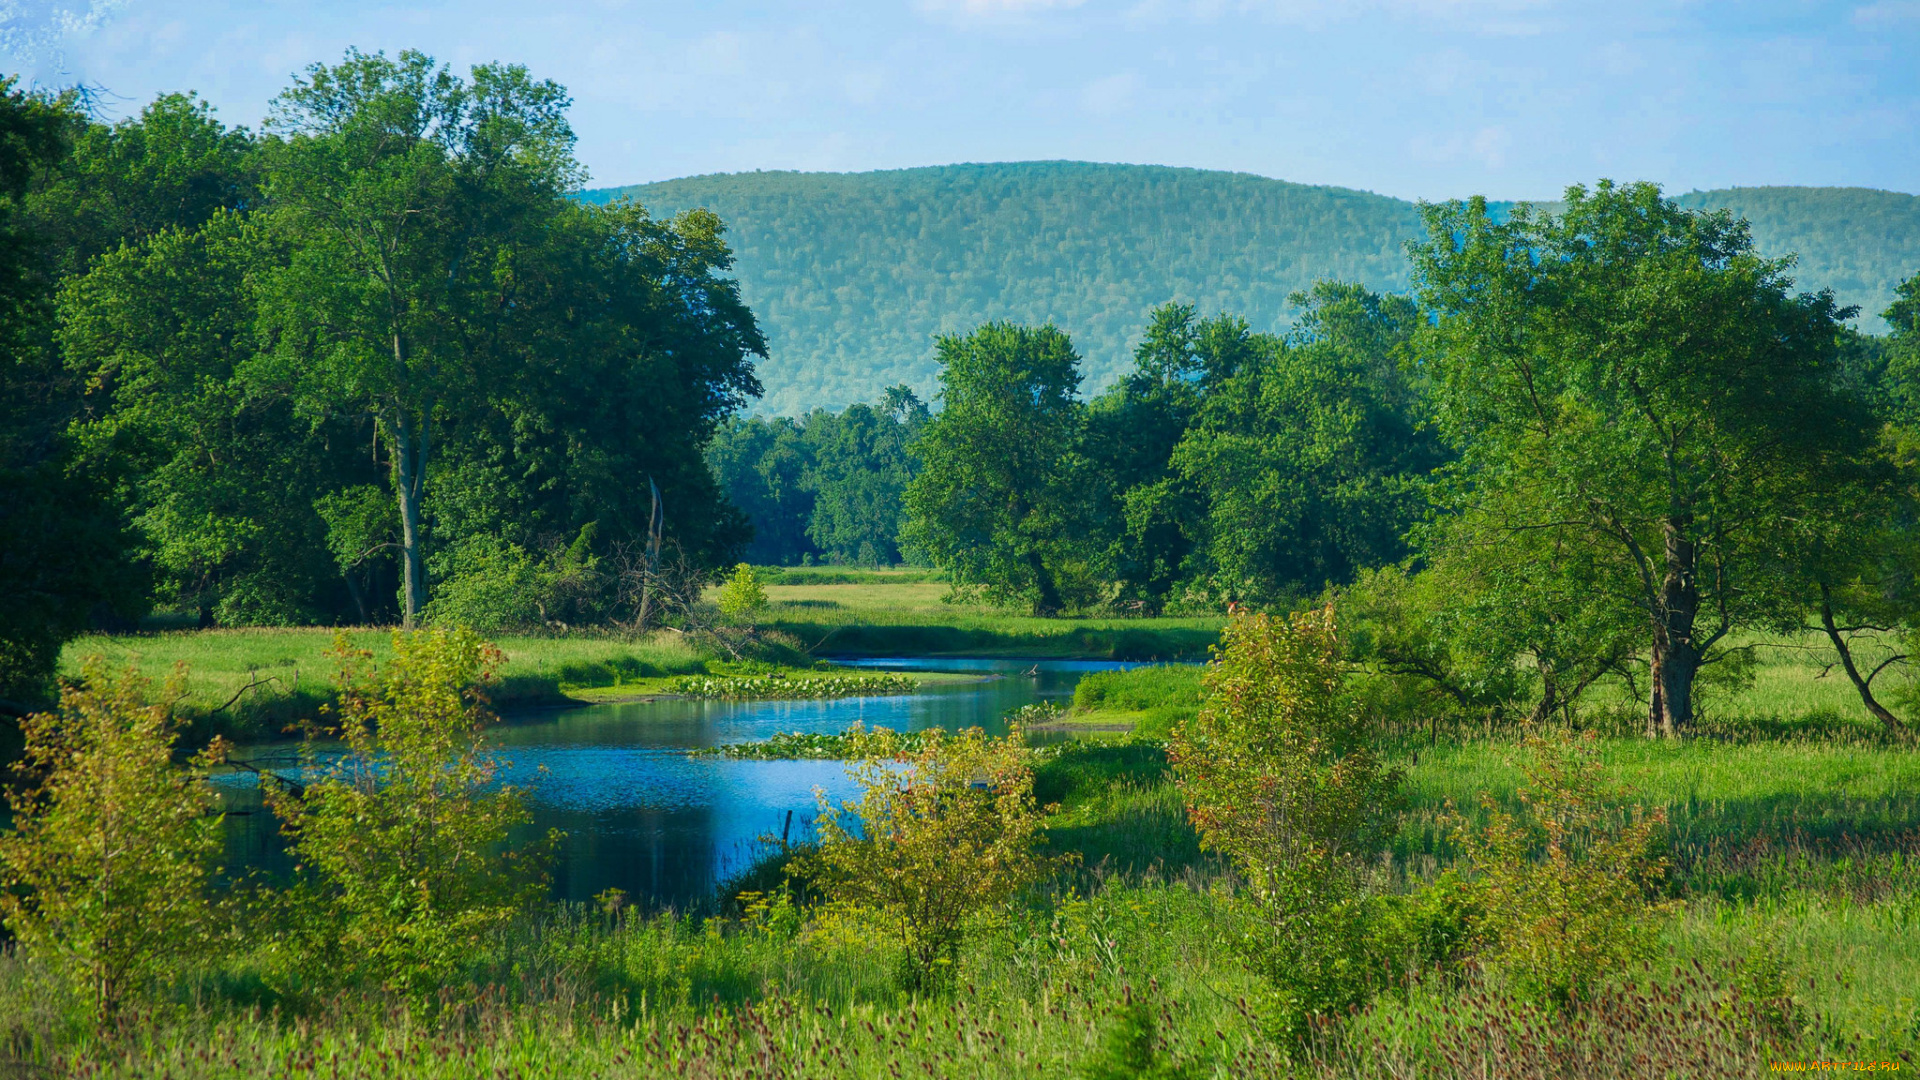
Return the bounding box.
[581,162,1920,415]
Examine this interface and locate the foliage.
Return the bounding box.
[0,79,146,705]
[704,387,928,567]
[1412,180,1878,735]
[1338,564,1527,722]
[800,726,1063,991]
[716,562,769,622]
[424,530,600,633]
[0,660,226,1018]
[264,629,548,1000]
[1164,282,1443,604]
[696,721,933,758]
[903,322,1096,616]
[1451,734,1678,1005]
[595,163,1920,412]
[51,51,764,632]
[668,671,917,701]
[1168,606,1402,1036]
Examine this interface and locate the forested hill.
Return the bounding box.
[581,163,1920,414]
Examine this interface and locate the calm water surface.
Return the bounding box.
[219,658,1142,908]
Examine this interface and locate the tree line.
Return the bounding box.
[0,51,765,705]
[726,182,1919,737]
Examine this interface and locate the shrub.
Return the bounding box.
[800,726,1064,991]
[1168,606,1402,1036]
[717,563,768,623]
[425,531,601,633]
[1452,734,1677,1004]
[0,660,227,1019]
[265,629,550,1001]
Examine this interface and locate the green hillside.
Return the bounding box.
[583,163,1920,414]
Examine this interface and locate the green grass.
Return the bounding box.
[750,580,1225,659]
[50,628,810,742]
[18,619,1920,1073]
[1068,664,1207,737]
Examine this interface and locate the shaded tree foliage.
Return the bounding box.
[705,385,926,566]
[1411,181,1877,736]
[903,323,1093,615]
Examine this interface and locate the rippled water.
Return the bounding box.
[219,658,1142,908]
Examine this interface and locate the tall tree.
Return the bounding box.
[252,50,580,626]
[1170,283,1439,604]
[903,323,1090,615]
[1411,181,1875,736]
[1083,304,1255,612]
[805,388,926,565]
[0,80,144,708]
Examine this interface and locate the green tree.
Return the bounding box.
[801,727,1059,992]
[705,414,817,565]
[0,661,227,1019]
[267,629,545,999]
[26,92,258,280]
[1170,283,1439,605]
[903,322,1092,615]
[60,213,370,626]
[1169,606,1401,1037]
[252,50,580,626]
[804,389,925,565]
[717,562,768,622]
[0,79,144,706]
[1411,181,1876,736]
[1083,303,1255,612]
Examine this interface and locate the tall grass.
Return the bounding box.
[1070,665,1207,736]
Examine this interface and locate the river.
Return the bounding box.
[217,657,1142,909]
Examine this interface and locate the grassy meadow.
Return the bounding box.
[13,593,1920,1075]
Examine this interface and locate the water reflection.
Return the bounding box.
[219,658,1152,908]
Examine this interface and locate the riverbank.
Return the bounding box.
[756,577,1224,660]
[48,627,991,744]
[4,728,1916,1074]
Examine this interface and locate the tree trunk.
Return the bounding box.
[392,408,428,628]
[1649,517,1702,737]
[1027,551,1062,617]
[343,567,370,624]
[1528,656,1562,726]
[1818,583,1905,730]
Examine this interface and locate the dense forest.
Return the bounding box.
[0,57,765,702]
[588,163,1920,413]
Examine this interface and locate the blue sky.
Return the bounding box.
[4,0,1915,200]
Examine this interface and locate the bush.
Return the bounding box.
[717,563,768,623]
[0,660,227,1019]
[799,727,1065,991]
[1452,734,1677,1004]
[425,531,601,633]
[265,629,550,1001]
[1168,606,1403,1037]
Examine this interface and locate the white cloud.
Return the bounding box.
[0,0,127,58]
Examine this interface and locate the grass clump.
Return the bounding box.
[696,722,938,760]
[1071,664,1205,736]
[666,670,917,700]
